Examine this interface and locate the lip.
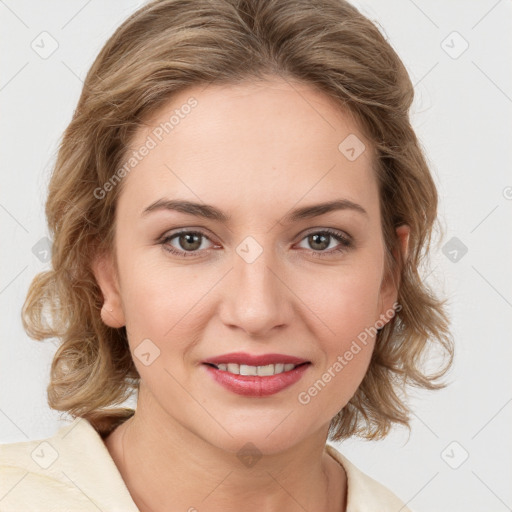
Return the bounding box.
[203,352,310,366]
[203,362,311,397]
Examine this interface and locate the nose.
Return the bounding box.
[219,240,293,338]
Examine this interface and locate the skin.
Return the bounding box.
[93,76,409,512]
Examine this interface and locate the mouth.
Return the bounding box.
[202,361,311,376]
[202,361,311,397]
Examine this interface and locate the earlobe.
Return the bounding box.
[377,224,410,324]
[388,223,411,293]
[92,251,126,329]
[395,224,410,265]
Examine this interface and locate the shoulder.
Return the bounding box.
[325,443,413,512]
[0,417,139,512]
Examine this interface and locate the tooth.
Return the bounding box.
[213,362,299,376]
[227,363,240,374]
[257,364,275,376]
[240,364,258,376]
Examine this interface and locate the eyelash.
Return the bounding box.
[159,228,353,259]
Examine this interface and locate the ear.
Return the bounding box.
[378,224,410,321]
[92,251,126,328]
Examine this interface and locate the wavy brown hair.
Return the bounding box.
[22,0,454,440]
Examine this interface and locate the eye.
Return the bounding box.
[159,228,353,259]
[296,228,353,257]
[160,230,215,258]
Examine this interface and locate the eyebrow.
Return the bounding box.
[141,198,368,223]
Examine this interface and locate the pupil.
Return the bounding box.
[181,233,200,250]
[310,233,328,250]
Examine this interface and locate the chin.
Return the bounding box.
[198,417,314,457]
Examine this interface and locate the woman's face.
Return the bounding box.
[94,77,407,454]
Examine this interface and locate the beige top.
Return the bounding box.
[0,417,411,511]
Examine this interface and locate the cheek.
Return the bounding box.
[292,262,382,411]
[295,257,383,340]
[297,300,378,421]
[118,254,214,356]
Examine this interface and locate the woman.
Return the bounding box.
[0,0,453,510]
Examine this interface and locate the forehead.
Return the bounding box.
[118,77,378,223]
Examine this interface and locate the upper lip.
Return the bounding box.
[203,352,310,366]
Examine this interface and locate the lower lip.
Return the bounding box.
[203,363,311,397]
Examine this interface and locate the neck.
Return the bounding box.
[104,396,347,512]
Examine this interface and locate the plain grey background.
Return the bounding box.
[1,1,511,511]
